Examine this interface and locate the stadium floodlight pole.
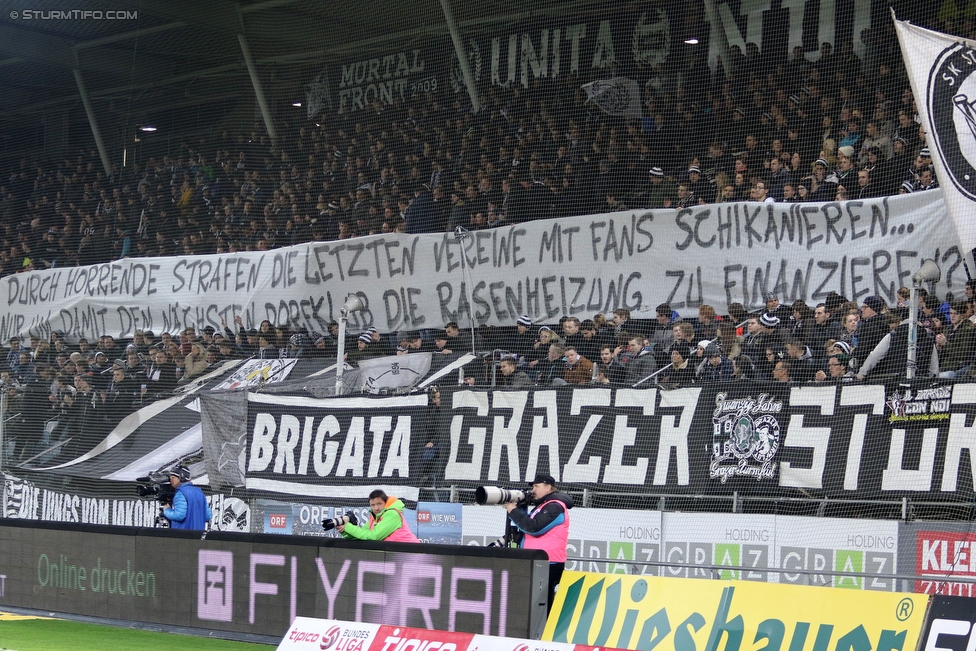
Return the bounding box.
[439,0,481,113]
[335,293,365,396]
[0,390,5,491]
[906,259,941,380]
[238,33,279,146]
[453,226,478,359]
[702,0,731,76]
[73,69,112,180]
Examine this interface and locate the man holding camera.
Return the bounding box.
[337,489,420,542]
[504,474,573,613]
[162,465,211,530]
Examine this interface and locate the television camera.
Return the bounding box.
[135,471,177,527]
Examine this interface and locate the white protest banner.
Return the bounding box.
[894,18,976,255]
[0,191,962,341]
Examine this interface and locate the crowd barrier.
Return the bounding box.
[272,574,976,651]
[0,519,549,639]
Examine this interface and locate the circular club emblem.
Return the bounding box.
[929,43,976,200]
[450,38,482,94]
[320,626,342,651]
[751,414,781,463]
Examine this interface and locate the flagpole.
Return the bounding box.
[454,226,478,361]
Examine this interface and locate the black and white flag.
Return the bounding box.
[581,78,643,118]
[895,17,976,254]
[356,353,432,393]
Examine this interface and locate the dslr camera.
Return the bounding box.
[321,511,359,531]
[475,486,528,506]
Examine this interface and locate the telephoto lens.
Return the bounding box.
[321,511,359,531]
[475,486,526,505]
[321,516,345,531]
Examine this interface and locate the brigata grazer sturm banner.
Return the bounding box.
[216,380,976,501]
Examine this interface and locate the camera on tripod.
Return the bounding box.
[475,486,528,506]
[135,471,176,504]
[321,511,359,531]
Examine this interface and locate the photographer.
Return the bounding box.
[504,474,573,613]
[338,489,419,542]
[162,465,211,530]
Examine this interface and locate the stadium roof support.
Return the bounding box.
[238,32,278,146]
[73,69,113,178]
[439,0,481,113]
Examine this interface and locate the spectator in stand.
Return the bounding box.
[784,338,816,382]
[533,342,565,386]
[813,354,854,383]
[697,342,734,383]
[648,303,678,349]
[497,356,533,388]
[935,300,976,378]
[662,343,697,387]
[576,319,604,363]
[620,334,658,386]
[562,346,594,384]
[695,305,720,342]
[596,344,625,385]
[771,359,793,383]
[182,342,209,381]
[857,296,889,359]
[508,314,536,361]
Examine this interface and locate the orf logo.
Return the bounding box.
[928,43,976,200]
[320,626,342,650]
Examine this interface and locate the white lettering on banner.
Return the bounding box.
[718,0,869,59]
[233,383,976,495]
[942,383,976,491]
[779,387,834,489]
[882,427,940,491]
[461,1,866,92]
[0,193,960,341]
[564,389,611,483]
[336,50,431,112]
[2,475,249,530]
[445,388,697,486]
[247,413,412,479]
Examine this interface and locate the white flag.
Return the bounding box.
[581,78,643,118]
[894,17,976,254]
[356,353,432,393]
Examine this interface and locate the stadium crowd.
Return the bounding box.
[0,17,965,459]
[2,281,974,458]
[0,21,940,273]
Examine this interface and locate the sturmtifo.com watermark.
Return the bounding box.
[9,9,138,20]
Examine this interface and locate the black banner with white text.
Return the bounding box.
[227,381,976,501]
